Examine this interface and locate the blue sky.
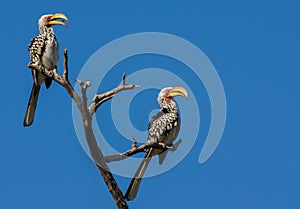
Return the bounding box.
[1,1,300,209]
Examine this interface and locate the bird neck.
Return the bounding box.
[39,26,54,35]
[161,100,178,114]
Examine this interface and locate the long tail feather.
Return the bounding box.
[23,84,40,127]
[125,148,153,201]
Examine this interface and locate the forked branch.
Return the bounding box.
[88,72,140,115]
[28,49,138,209]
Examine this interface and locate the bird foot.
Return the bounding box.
[148,141,172,150]
[158,142,167,149]
[48,70,54,78]
[28,63,42,71]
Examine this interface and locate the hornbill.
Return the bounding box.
[125,86,188,201]
[23,13,68,127]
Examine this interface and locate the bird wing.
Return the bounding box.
[147,110,180,164]
[28,34,47,66]
[125,148,153,201]
[148,109,167,142]
[148,110,179,143]
[28,34,48,87]
[148,108,167,130]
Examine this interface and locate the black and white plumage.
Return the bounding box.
[24,13,68,127]
[125,86,188,201]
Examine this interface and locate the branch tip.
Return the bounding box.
[132,138,137,148]
[74,78,84,86]
[86,80,91,87]
[122,72,126,85]
[133,84,140,89]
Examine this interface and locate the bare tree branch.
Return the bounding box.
[104,139,183,163]
[88,72,140,115]
[28,49,131,209]
[63,48,69,81]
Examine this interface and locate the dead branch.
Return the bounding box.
[88,72,140,115]
[104,139,183,163]
[28,49,134,209]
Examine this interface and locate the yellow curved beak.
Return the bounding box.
[48,13,69,27]
[167,86,188,99]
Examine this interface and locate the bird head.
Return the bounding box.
[157,86,188,108]
[38,13,69,32]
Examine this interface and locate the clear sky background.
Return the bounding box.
[1,1,299,209]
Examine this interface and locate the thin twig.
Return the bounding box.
[122,72,126,85]
[88,72,140,115]
[63,49,69,80]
